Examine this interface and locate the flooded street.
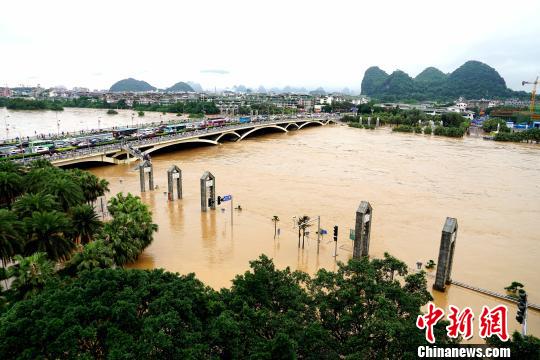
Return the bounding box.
[85,123,540,336]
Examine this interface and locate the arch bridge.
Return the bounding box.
[40,117,336,167]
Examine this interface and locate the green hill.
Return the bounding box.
[166,82,194,92]
[361,61,520,101]
[360,66,389,95]
[414,67,447,84]
[445,61,509,99]
[378,70,415,96]
[110,78,156,92]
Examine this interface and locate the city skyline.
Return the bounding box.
[1,0,539,92]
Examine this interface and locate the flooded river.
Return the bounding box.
[7,108,538,337]
[1,107,176,139]
[88,123,540,337]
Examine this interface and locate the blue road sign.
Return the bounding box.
[221,195,232,202]
[320,229,328,235]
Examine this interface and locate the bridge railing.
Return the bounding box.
[12,117,335,164]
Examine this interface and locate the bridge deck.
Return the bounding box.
[14,117,336,166]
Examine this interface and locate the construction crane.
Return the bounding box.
[522,76,539,120]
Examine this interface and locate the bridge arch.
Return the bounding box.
[214,131,241,143]
[54,154,118,167]
[298,121,324,129]
[284,123,300,130]
[143,138,219,155]
[238,125,288,140]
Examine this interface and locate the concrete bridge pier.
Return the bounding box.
[167,165,182,200]
[200,171,216,212]
[433,217,458,292]
[354,201,373,258]
[139,160,154,192]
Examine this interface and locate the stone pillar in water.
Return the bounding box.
[139,160,153,192]
[200,171,216,212]
[167,165,182,200]
[433,217,458,292]
[354,201,373,258]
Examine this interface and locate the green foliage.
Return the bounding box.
[106,109,118,115]
[63,240,114,274]
[486,331,540,359]
[4,98,64,111]
[6,253,55,300]
[101,193,158,266]
[0,268,215,359]
[137,110,144,116]
[424,126,432,135]
[441,112,466,128]
[42,176,85,211]
[67,168,109,203]
[393,125,414,133]
[69,204,102,244]
[494,128,540,143]
[0,254,477,358]
[482,118,509,133]
[425,259,436,269]
[12,193,60,218]
[0,209,23,265]
[23,211,75,261]
[0,171,23,207]
[433,126,466,138]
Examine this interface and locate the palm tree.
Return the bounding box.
[0,171,23,208]
[0,159,22,174]
[12,193,60,219]
[297,215,311,248]
[23,211,75,262]
[8,252,54,299]
[0,209,23,266]
[23,167,59,193]
[42,177,84,211]
[70,204,102,244]
[271,215,280,238]
[68,169,109,204]
[66,240,114,273]
[28,158,53,170]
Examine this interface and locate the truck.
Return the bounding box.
[239,116,251,124]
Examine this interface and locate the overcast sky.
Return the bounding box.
[1,0,539,92]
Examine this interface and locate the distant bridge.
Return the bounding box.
[24,117,336,167]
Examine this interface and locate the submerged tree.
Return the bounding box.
[271,215,280,238]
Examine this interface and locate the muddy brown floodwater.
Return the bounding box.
[89,124,540,337]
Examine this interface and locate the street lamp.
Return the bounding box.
[98,116,101,132]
